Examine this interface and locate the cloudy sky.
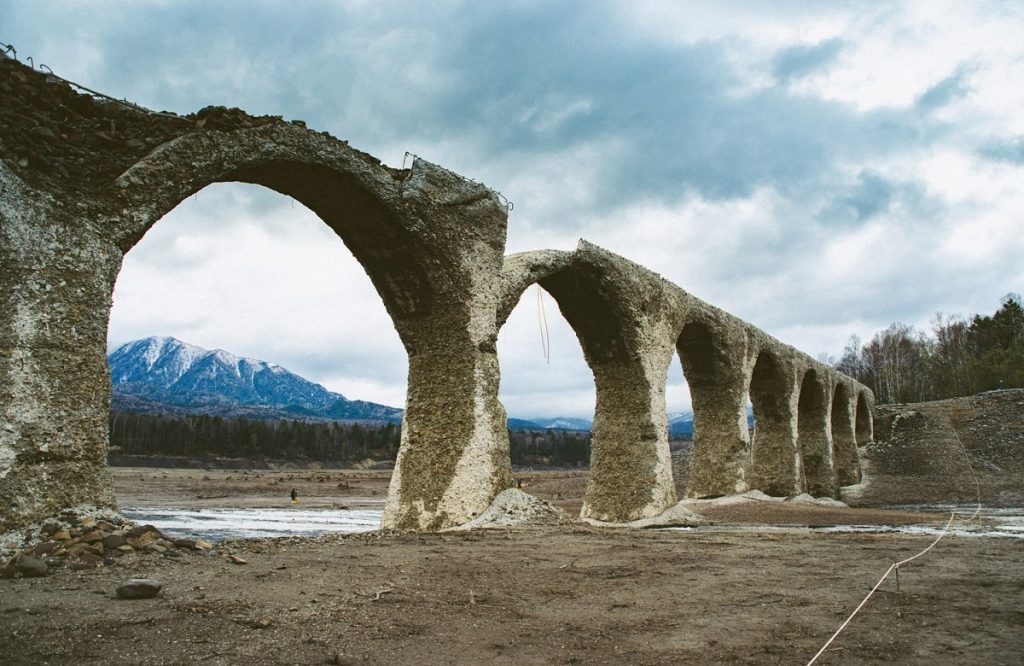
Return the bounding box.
[4,1,1023,419]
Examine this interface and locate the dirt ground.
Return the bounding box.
[1,467,1021,665]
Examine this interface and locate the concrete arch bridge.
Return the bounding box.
[0,58,872,532]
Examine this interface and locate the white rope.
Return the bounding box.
[806,421,983,665]
[536,284,551,364]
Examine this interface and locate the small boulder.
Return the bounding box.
[102,532,127,550]
[15,555,48,577]
[116,578,162,599]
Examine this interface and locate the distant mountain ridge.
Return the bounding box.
[108,337,695,434]
[108,337,403,423]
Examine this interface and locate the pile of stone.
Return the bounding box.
[447,488,574,530]
[1,509,212,579]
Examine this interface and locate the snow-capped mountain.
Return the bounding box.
[508,412,698,435]
[534,417,592,432]
[668,410,694,438]
[108,337,403,422]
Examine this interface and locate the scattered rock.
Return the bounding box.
[102,532,127,549]
[80,531,103,544]
[116,578,162,599]
[15,555,47,577]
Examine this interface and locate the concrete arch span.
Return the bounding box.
[498,242,683,522]
[498,241,875,513]
[112,129,517,532]
[1,74,514,531]
[1,59,873,531]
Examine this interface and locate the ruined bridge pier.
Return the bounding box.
[0,59,873,532]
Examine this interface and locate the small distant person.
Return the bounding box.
[290,488,299,504]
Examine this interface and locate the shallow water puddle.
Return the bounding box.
[122,507,383,541]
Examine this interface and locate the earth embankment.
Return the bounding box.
[848,389,1024,507]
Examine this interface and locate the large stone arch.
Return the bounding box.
[676,316,750,498]
[1,78,513,530]
[748,349,800,496]
[831,383,859,486]
[796,369,836,497]
[109,131,437,322]
[497,242,683,522]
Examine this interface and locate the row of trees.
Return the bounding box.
[109,411,594,467]
[109,412,401,462]
[509,429,591,467]
[833,294,1024,404]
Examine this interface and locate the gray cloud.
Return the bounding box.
[915,65,973,111]
[772,38,845,82]
[979,136,1024,164]
[816,171,902,227]
[5,2,934,208]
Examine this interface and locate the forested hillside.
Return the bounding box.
[833,293,1023,404]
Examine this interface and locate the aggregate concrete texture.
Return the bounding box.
[0,57,872,531]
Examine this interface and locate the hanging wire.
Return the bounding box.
[402,151,513,210]
[536,284,551,364]
[494,190,514,212]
